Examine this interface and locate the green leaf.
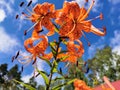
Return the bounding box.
[62,40,67,45]
[36,68,49,86]
[53,23,59,33]
[55,27,59,33]
[49,42,57,56]
[52,61,58,73]
[59,55,69,61]
[13,79,36,90]
[58,50,67,54]
[52,79,75,90]
[38,56,52,67]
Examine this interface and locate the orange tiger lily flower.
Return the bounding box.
[24,2,56,36]
[55,0,106,40]
[74,79,93,90]
[57,40,84,63]
[23,35,52,63]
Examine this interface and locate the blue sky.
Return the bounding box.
[0,0,120,85]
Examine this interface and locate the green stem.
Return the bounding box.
[46,37,61,90]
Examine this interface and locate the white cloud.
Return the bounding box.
[0,9,6,22]
[75,0,103,13]
[0,1,14,14]
[88,37,105,58]
[110,30,120,55]
[108,0,120,26]
[0,27,20,53]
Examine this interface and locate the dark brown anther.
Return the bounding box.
[100,13,103,20]
[32,58,36,65]
[15,51,20,59]
[59,36,69,39]
[24,30,27,36]
[35,73,40,77]
[22,12,25,14]
[103,26,106,35]
[60,68,62,74]
[21,66,24,72]
[37,29,44,33]
[20,2,24,7]
[12,56,15,62]
[15,14,19,19]
[103,26,106,31]
[76,60,79,67]
[84,61,87,66]
[27,0,32,7]
[88,42,91,46]
[86,68,89,73]
[85,0,88,2]
[64,75,68,78]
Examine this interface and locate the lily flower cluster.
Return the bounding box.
[17,0,106,65]
[13,0,107,90]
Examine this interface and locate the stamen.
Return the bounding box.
[100,13,103,20]
[84,61,87,66]
[17,56,33,64]
[85,0,88,3]
[76,60,79,67]
[15,51,20,59]
[21,65,24,72]
[24,30,27,36]
[12,56,15,62]
[35,73,40,77]
[81,31,91,46]
[87,14,103,21]
[15,14,19,19]
[20,2,24,7]
[64,62,70,69]
[85,67,89,73]
[79,0,95,21]
[27,0,32,7]
[24,20,40,35]
[32,58,37,65]
[22,12,30,18]
[26,8,32,15]
[59,68,62,74]
[91,25,106,36]
[37,29,44,33]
